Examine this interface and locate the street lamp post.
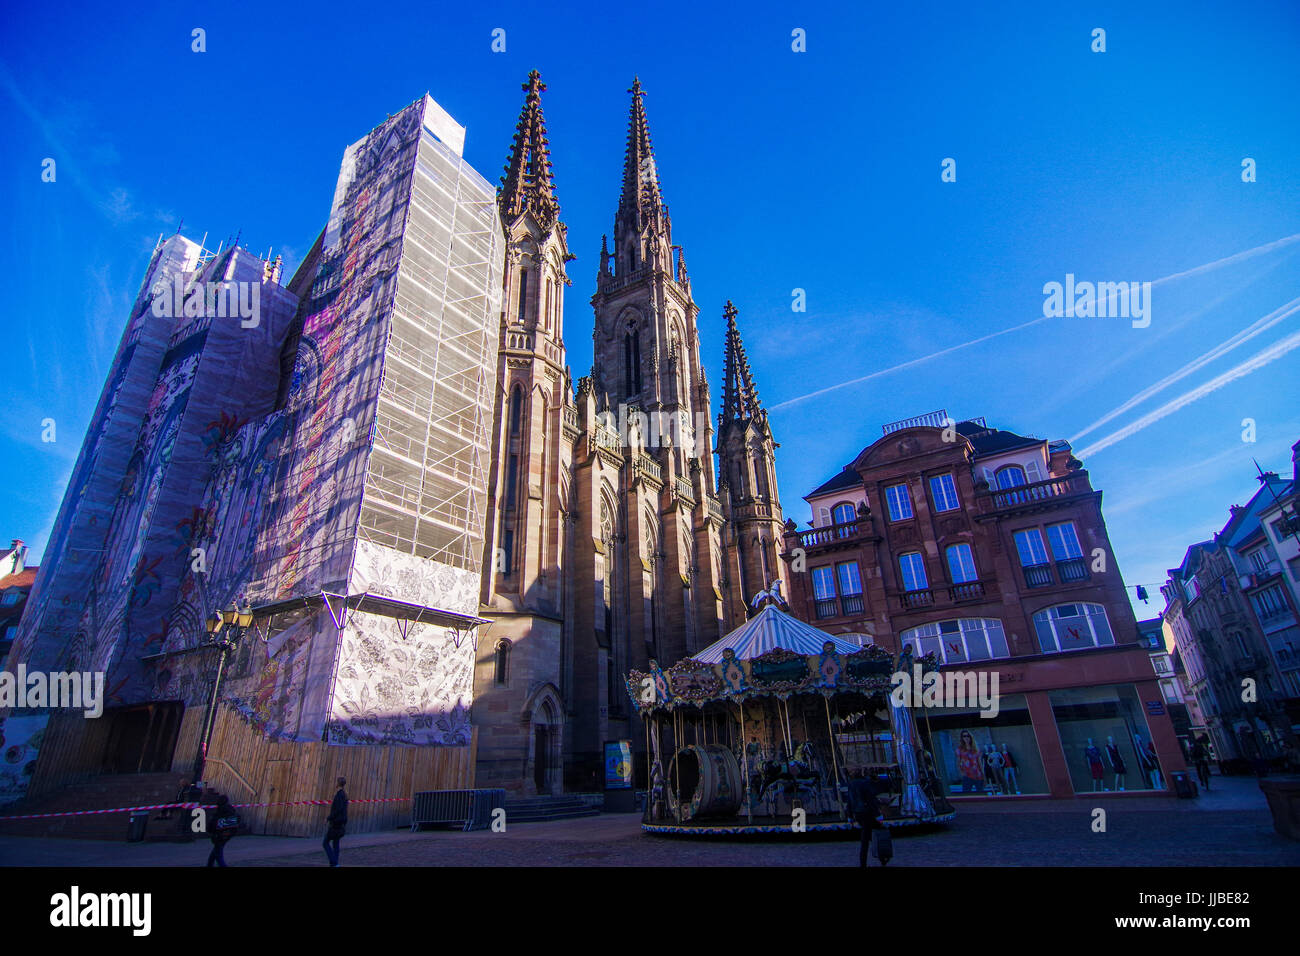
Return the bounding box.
[192,598,254,785]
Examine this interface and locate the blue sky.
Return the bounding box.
[2,0,1298,620]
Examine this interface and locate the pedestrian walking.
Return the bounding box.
[206,793,240,867]
[323,777,348,867]
[1190,736,1212,791]
[846,770,885,868]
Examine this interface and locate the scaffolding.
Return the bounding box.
[359,124,503,573]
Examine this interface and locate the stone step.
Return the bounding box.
[0,771,192,841]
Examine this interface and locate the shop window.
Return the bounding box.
[924,694,1046,796]
[1048,684,1163,793]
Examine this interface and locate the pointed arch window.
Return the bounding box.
[494,640,511,684]
[544,278,553,331]
[624,325,642,395]
[509,386,525,434]
[517,269,528,324]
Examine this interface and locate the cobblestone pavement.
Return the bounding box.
[3,775,1296,867]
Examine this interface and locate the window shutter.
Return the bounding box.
[1026,459,1043,482]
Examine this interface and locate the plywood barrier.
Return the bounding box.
[25,710,114,800]
[198,705,477,837]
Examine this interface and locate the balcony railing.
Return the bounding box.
[675,476,696,505]
[1057,556,1090,583]
[634,454,662,483]
[816,593,865,619]
[594,424,622,454]
[947,580,986,603]
[983,472,1092,511]
[706,494,724,522]
[899,589,934,610]
[793,520,865,548]
[1022,563,1054,589]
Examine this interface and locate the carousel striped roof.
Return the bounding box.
[692,604,862,663]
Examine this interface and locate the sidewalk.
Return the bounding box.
[0,774,1290,867]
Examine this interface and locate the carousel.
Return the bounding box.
[626,588,956,836]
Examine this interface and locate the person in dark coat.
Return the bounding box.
[846,770,884,868]
[1189,736,1212,791]
[323,777,348,867]
[206,793,239,867]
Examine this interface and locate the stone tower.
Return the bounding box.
[561,77,730,787]
[716,301,787,621]
[475,71,573,794]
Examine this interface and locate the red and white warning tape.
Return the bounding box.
[0,796,411,822]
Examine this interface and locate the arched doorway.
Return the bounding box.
[523,684,564,796]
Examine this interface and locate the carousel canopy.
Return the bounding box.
[692,604,862,663]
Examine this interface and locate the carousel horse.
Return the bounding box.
[753,742,826,816]
[790,741,830,814]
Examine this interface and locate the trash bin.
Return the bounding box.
[1171,772,1197,799]
[127,810,149,843]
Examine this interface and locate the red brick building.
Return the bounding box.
[0,539,36,663]
[781,411,1187,800]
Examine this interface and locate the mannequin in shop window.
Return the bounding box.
[984,744,1005,795]
[999,743,1021,794]
[1106,735,1127,791]
[1136,734,1163,789]
[1084,738,1107,791]
[957,731,982,793]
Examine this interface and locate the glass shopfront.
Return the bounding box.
[1049,684,1163,793]
[922,694,1047,796]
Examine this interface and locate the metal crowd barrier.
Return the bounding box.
[410,789,505,832]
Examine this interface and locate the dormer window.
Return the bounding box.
[995,465,1027,490]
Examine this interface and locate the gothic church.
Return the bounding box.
[474,73,789,793]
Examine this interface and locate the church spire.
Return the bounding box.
[722,301,763,426]
[499,70,559,231]
[617,77,665,235]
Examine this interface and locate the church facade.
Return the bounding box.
[473,74,788,793]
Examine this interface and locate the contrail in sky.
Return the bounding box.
[1075,328,1300,460]
[769,233,1300,413]
[1069,294,1300,442]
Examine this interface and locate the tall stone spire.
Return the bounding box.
[617,77,665,238]
[499,70,559,231]
[721,300,763,426]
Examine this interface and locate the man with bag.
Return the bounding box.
[323,777,348,867]
[205,793,240,867]
[846,769,892,867]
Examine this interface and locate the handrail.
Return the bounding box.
[205,758,258,797]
